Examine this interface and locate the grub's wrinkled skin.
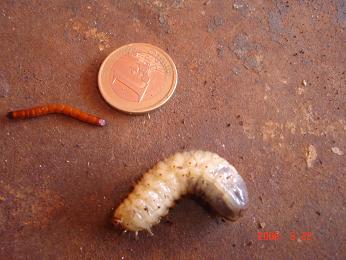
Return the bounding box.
[113,150,249,234]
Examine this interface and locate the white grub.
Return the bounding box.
[302,80,307,86]
[306,145,317,168]
[114,150,249,233]
[331,147,344,156]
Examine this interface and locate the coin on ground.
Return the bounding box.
[98,43,178,114]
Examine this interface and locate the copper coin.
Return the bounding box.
[98,43,178,114]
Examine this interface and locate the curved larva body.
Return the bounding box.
[114,150,249,233]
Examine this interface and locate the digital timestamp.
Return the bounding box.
[258,231,313,241]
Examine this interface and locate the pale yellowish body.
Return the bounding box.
[114,150,249,234]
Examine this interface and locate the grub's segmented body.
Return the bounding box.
[7,104,106,126]
[114,150,249,233]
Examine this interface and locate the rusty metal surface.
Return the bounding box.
[0,0,345,259]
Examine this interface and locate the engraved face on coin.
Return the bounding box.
[98,43,178,114]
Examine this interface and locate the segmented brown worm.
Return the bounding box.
[7,104,106,126]
[114,150,249,236]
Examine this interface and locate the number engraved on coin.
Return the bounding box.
[98,43,177,113]
[110,50,166,103]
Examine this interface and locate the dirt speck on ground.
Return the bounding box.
[306,145,318,168]
[331,146,344,156]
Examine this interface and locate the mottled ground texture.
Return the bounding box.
[0,0,345,259]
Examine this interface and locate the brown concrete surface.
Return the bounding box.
[0,0,345,259]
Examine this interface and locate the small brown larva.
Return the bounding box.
[7,104,106,126]
[114,150,249,236]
